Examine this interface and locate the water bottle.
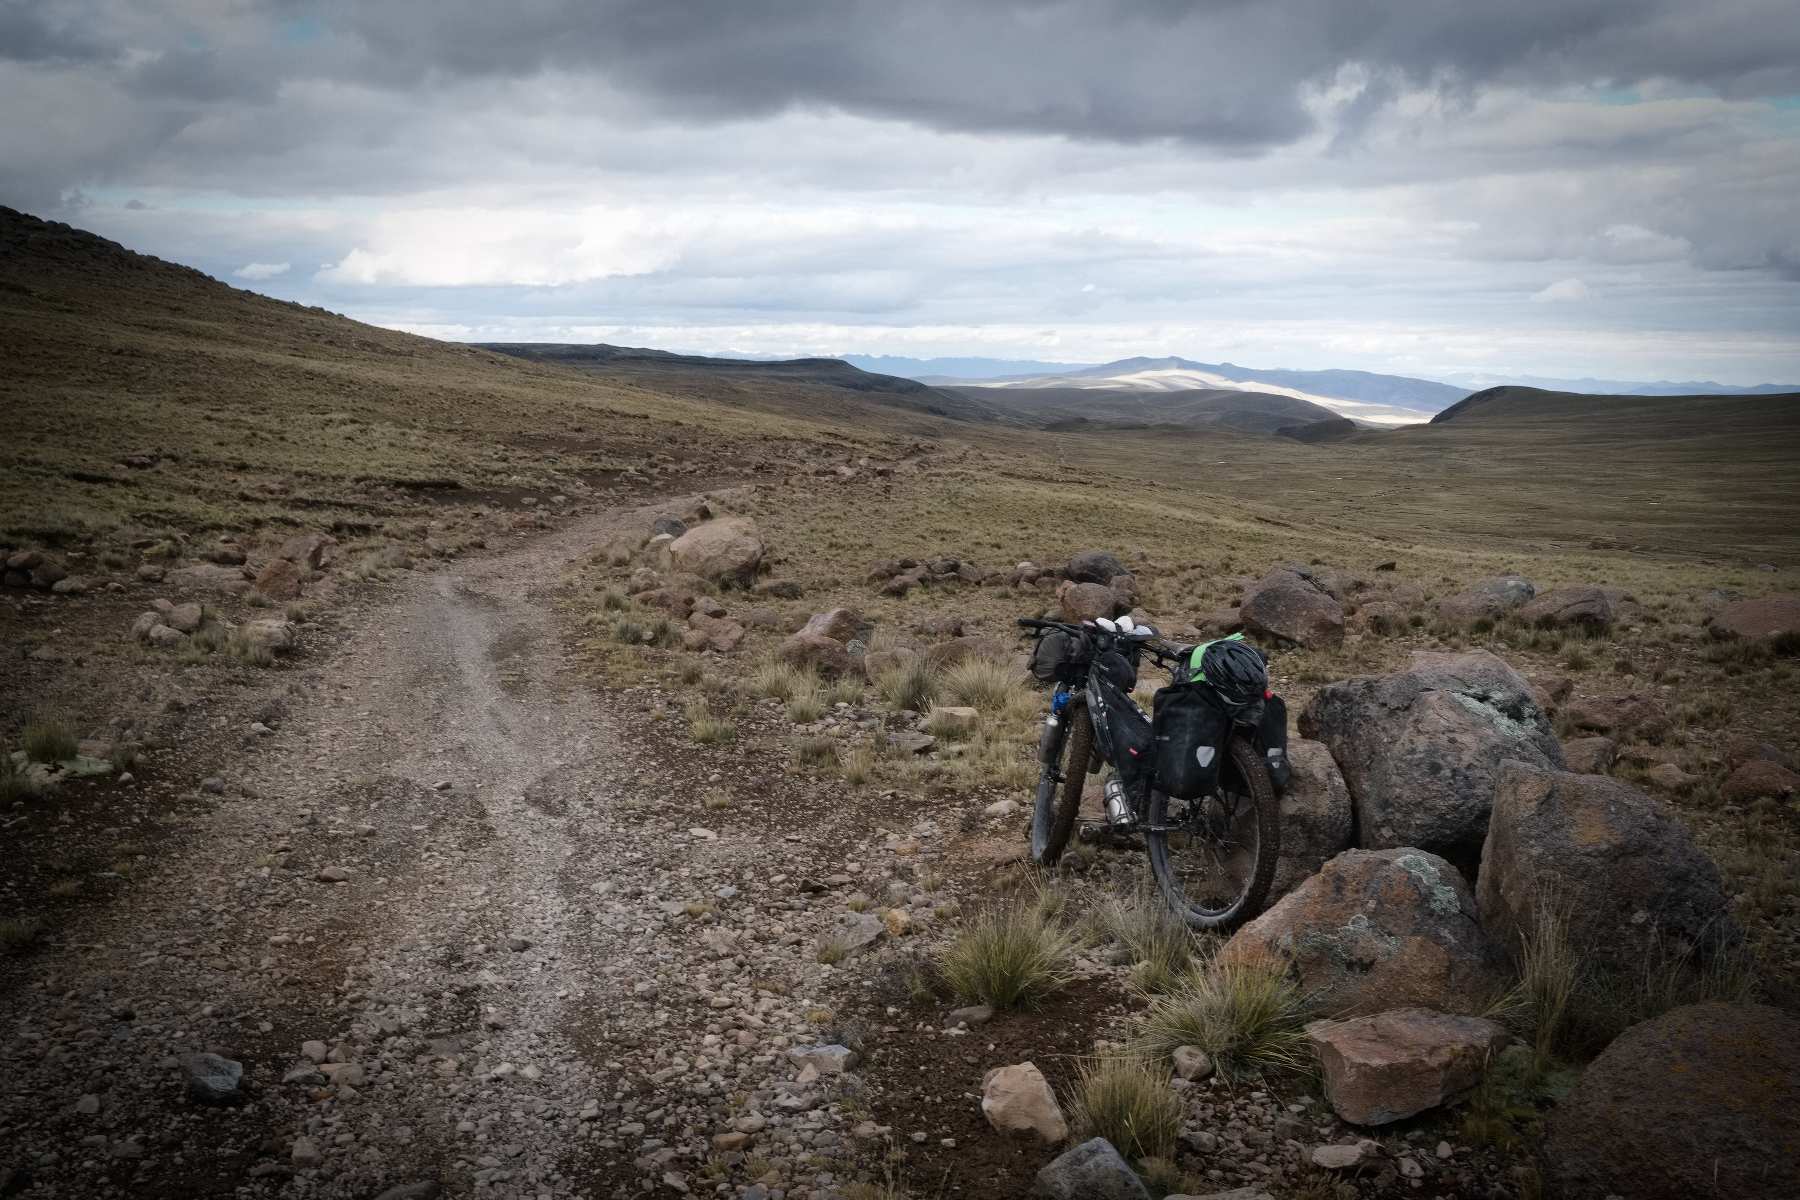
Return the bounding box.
[1104,777,1133,827]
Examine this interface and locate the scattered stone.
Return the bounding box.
[1478,761,1738,976]
[179,1052,244,1105]
[982,1061,1069,1143]
[166,601,204,633]
[301,1040,328,1063]
[1241,566,1345,648]
[240,618,297,656]
[1645,761,1699,792]
[291,1136,322,1167]
[1306,1008,1508,1125]
[1435,576,1535,625]
[147,625,187,647]
[777,631,856,679]
[1721,758,1800,801]
[1711,594,1800,640]
[75,1094,100,1115]
[1310,1144,1367,1170]
[254,557,306,600]
[1298,650,1563,867]
[928,705,979,734]
[666,517,763,585]
[1561,736,1617,774]
[276,532,337,569]
[1543,1003,1800,1200]
[947,1005,993,1027]
[372,1184,441,1200]
[818,911,884,957]
[1064,550,1127,585]
[1517,586,1614,630]
[316,866,351,883]
[1171,1045,1214,1081]
[886,731,936,755]
[1033,1137,1151,1200]
[1221,847,1506,1016]
[790,1044,858,1075]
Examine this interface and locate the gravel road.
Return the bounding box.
[1,498,896,1199]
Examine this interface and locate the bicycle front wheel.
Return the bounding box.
[1146,733,1279,930]
[1030,700,1091,867]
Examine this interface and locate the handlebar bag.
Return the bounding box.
[1151,683,1230,800]
[1028,628,1082,684]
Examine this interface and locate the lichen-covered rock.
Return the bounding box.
[1478,761,1737,977]
[1268,739,1353,902]
[1241,567,1344,648]
[1543,1003,1800,1200]
[1711,593,1800,640]
[1299,650,1563,869]
[1033,1138,1151,1200]
[1306,1008,1508,1125]
[1219,848,1507,1017]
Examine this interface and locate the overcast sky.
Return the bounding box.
[4,0,1798,383]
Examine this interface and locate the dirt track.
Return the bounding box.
[1,497,904,1199]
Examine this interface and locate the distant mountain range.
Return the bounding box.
[1443,373,1800,397]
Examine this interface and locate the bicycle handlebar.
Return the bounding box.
[1017,617,1188,665]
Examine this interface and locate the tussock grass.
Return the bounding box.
[940,657,1020,711]
[826,676,864,707]
[679,660,706,686]
[838,744,876,785]
[875,657,937,713]
[751,659,815,702]
[611,617,647,644]
[0,915,46,954]
[685,697,737,745]
[22,716,78,764]
[923,707,975,742]
[937,903,1077,1010]
[1069,1057,1182,1163]
[786,682,826,724]
[598,585,630,611]
[1,754,43,803]
[1132,952,1313,1079]
[791,735,837,768]
[1094,888,1197,993]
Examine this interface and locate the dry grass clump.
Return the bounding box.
[1132,951,1312,1079]
[751,659,815,702]
[827,676,865,707]
[923,707,975,742]
[685,697,737,745]
[875,657,937,713]
[0,915,46,954]
[1,753,44,803]
[1068,1057,1182,1163]
[22,716,78,764]
[940,657,1022,711]
[598,585,630,611]
[1094,888,1197,993]
[937,903,1077,1010]
[786,681,826,724]
[791,736,837,768]
[838,744,877,785]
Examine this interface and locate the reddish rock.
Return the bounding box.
[1219,848,1507,1017]
[1720,759,1799,801]
[777,631,856,679]
[685,615,745,654]
[276,532,337,568]
[1477,761,1736,977]
[637,587,696,616]
[253,557,306,600]
[1561,736,1617,774]
[1057,580,1120,623]
[1305,1008,1508,1125]
[1711,594,1800,640]
[1241,567,1344,648]
[1543,1003,1800,1200]
[1518,586,1613,630]
[797,608,865,644]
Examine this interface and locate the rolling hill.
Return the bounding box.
[943,383,1341,434]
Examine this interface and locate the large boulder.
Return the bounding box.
[1479,761,1735,975]
[240,619,297,656]
[1712,594,1800,640]
[980,1061,1068,1142]
[1305,1008,1508,1125]
[1720,758,1800,801]
[796,607,866,644]
[1543,1003,1800,1200]
[1219,848,1506,1017]
[1268,739,1353,902]
[1056,580,1120,623]
[1065,550,1127,585]
[667,518,763,586]
[683,615,745,654]
[254,557,306,600]
[1298,651,1563,869]
[777,632,856,679]
[1517,586,1613,630]
[1033,1138,1151,1200]
[276,532,337,569]
[1240,567,1344,648]
[1435,576,1535,625]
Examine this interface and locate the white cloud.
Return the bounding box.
[1531,277,1590,303]
[234,261,290,280]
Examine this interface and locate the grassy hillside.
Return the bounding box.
[948,383,1338,433]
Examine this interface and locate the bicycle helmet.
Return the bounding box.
[1192,634,1268,710]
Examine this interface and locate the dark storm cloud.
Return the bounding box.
[318,0,1800,143]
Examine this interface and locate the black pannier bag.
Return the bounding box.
[1258,693,1291,791]
[1028,628,1081,684]
[1087,649,1153,788]
[1151,684,1231,800]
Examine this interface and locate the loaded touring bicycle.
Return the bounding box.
[1020,615,1291,930]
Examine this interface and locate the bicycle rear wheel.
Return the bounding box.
[1145,734,1279,930]
[1030,700,1091,867]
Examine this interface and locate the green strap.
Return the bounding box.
[1187,631,1246,680]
